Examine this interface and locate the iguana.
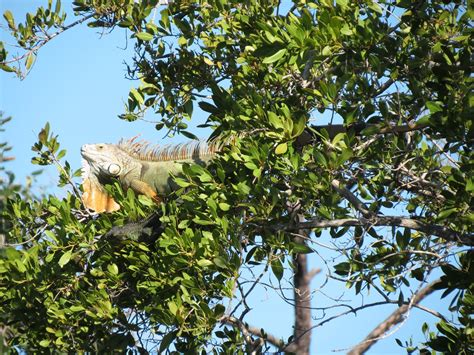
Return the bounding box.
[81,137,219,213]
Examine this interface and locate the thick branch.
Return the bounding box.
[293,245,312,354]
[288,206,313,354]
[270,217,473,246]
[347,280,442,355]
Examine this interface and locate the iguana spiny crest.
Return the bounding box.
[81,137,220,213]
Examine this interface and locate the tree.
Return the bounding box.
[1,0,472,353]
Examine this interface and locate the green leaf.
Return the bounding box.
[416,115,431,126]
[44,230,58,243]
[70,305,85,312]
[25,52,35,70]
[138,194,154,207]
[466,178,473,192]
[136,32,153,41]
[168,301,178,315]
[213,256,227,269]
[58,250,72,268]
[268,111,284,130]
[271,258,284,281]
[0,64,16,73]
[160,9,170,29]
[174,178,191,188]
[426,101,443,114]
[313,151,327,166]
[145,23,158,35]
[341,24,352,35]
[244,161,258,170]
[368,1,383,14]
[262,48,286,64]
[55,0,62,13]
[159,331,176,353]
[290,242,313,254]
[197,259,213,267]
[3,10,15,29]
[336,0,349,9]
[292,115,307,138]
[437,207,457,220]
[178,36,187,46]
[181,130,198,140]
[198,101,218,113]
[218,202,230,211]
[107,263,119,275]
[275,142,288,155]
[14,259,26,273]
[138,243,150,252]
[39,339,51,347]
[322,46,332,56]
[129,88,144,105]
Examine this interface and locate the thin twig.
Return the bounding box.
[229,250,274,318]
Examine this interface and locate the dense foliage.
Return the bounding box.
[1,0,472,353]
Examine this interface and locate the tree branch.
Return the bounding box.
[295,122,429,147]
[220,315,298,353]
[269,217,473,246]
[1,13,95,67]
[287,283,444,351]
[331,179,374,218]
[347,279,442,355]
[305,267,322,283]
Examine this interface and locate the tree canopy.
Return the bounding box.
[0,0,472,353]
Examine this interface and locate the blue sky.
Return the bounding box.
[0,2,449,354]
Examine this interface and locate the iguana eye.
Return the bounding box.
[108,164,121,176]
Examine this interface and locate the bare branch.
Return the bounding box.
[305,268,322,283]
[347,279,442,354]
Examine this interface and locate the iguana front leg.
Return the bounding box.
[129,179,162,204]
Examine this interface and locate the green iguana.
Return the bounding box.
[81,137,219,213]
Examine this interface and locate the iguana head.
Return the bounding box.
[81,143,129,180]
[80,143,131,213]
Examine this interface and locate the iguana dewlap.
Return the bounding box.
[80,138,217,213]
